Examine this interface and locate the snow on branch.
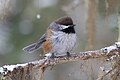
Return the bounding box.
[0,42,120,80]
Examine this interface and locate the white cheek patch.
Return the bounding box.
[61,25,69,29]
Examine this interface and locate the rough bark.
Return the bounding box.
[0,42,120,80]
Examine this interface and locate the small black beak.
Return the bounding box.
[70,24,76,27]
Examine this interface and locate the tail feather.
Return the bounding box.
[23,34,46,53]
[23,43,42,53]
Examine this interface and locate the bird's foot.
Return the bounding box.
[66,52,71,60]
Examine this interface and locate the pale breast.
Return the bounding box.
[50,31,76,56]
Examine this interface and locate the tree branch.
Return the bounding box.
[0,42,120,80]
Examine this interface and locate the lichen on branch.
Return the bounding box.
[0,42,120,80]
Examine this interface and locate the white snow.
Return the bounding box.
[0,67,4,73]
[101,45,116,53]
[0,63,28,74]
[115,42,120,47]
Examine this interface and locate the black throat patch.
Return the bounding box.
[61,26,75,34]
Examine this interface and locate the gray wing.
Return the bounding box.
[23,34,46,53]
[49,22,60,31]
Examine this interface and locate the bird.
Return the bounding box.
[23,16,77,58]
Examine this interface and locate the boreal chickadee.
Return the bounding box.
[23,16,77,58]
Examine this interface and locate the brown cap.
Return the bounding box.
[55,16,73,26]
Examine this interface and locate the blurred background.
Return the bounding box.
[0,0,120,80]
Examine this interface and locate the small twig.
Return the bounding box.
[97,67,115,80]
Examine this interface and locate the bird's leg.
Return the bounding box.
[50,53,55,59]
[44,53,55,70]
[49,53,56,70]
[66,52,71,57]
